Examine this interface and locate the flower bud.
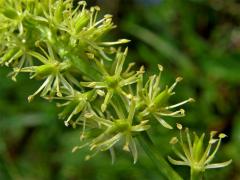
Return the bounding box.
[35,64,57,79]
[75,11,90,33]
[1,7,19,19]
[54,0,65,24]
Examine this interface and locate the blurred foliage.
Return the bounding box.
[0,0,240,179]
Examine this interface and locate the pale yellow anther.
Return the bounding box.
[80,134,85,140]
[96,89,105,96]
[85,155,91,160]
[177,123,183,130]
[109,47,117,53]
[176,76,183,82]
[64,120,69,127]
[95,6,100,11]
[90,7,95,12]
[210,131,218,137]
[78,1,87,6]
[209,139,218,144]
[219,133,227,139]
[88,82,96,87]
[137,66,145,74]
[86,53,94,59]
[120,39,131,44]
[123,144,130,152]
[129,62,135,67]
[170,137,178,144]
[84,113,93,118]
[101,104,107,112]
[90,144,96,150]
[72,146,79,153]
[180,109,185,115]
[28,95,34,102]
[158,64,163,71]
[188,98,195,102]
[126,94,133,99]
[35,41,41,47]
[104,14,112,19]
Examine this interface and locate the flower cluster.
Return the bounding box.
[2,0,224,166]
[0,0,128,77]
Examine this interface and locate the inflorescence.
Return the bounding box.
[0,0,230,167]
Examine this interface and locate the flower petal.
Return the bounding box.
[205,160,232,169]
[154,115,173,129]
[168,156,189,166]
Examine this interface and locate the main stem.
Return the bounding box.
[190,168,203,180]
[138,132,183,180]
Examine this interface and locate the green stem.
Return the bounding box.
[138,132,183,180]
[190,168,203,180]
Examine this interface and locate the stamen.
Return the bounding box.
[205,137,222,164]
[80,118,86,140]
[72,142,90,153]
[164,98,195,109]
[93,6,100,24]
[56,101,71,107]
[101,90,113,112]
[28,75,53,102]
[115,48,127,75]
[79,1,87,13]
[168,76,183,93]
[99,39,130,46]
[127,98,136,124]
[123,136,130,152]
[148,75,156,100]
[157,109,185,117]
[124,62,135,75]
[185,128,193,154]
[153,64,163,91]
[55,74,62,97]
[154,115,173,129]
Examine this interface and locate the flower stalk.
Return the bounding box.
[190,168,204,180]
[138,132,183,180]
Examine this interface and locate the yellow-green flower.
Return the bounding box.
[168,124,232,173]
[80,48,143,112]
[15,43,74,101]
[72,98,150,163]
[56,89,104,127]
[136,65,194,129]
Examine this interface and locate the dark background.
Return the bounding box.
[0,0,240,179]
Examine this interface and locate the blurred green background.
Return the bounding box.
[1,0,240,179]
